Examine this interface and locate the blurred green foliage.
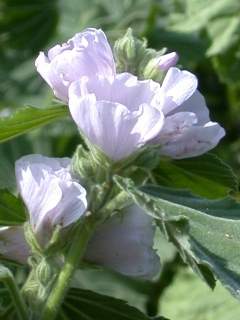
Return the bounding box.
[1,0,240,319]
[161,268,240,320]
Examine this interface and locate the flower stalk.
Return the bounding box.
[40,215,98,320]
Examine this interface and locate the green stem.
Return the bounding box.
[40,216,97,320]
[3,271,28,320]
[104,190,131,213]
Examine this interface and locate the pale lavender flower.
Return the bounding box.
[69,73,164,161]
[85,205,160,279]
[154,67,225,158]
[0,226,29,264]
[15,155,87,246]
[35,28,115,102]
[0,207,160,279]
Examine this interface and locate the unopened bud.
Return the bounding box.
[71,144,111,186]
[143,52,179,82]
[114,28,153,74]
[157,52,179,70]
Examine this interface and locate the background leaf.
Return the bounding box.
[0,105,68,143]
[0,190,26,226]
[161,268,240,320]
[0,0,58,55]
[0,264,26,320]
[169,0,239,33]
[0,282,13,319]
[206,16,240,56]
[153,153,238,199]
[61,288,159,320]
[115,176,240,299]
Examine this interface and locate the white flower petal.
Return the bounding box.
[69,89,164,161]
[85,205,160,278]
[159,67,198,115]
[175,90,210,125]
[157,86,226,158]
[156,112,198,145]
[35,52,68,102]
[71,73,161,111]
[160,122,225,159]
[50,180,87,227]
[108,73,161,111]
[69,74,164,161]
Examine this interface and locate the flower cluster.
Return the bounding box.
[36,28,225,161]
[0,28,225,279]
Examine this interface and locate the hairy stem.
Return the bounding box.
[104,190,131,213]
[40,216,97,320]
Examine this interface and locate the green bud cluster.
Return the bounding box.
[71,144,112,185]
[142,55,166,82]
[114,28,167,81]
[23,223,63,315]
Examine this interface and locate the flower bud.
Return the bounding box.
[71,145,111,188]
[15,155,88,248]
[36,257,57,286]
[114,28,153,74]
[157,52,179,71]
[71,145,95,183]
[143,52,179,82]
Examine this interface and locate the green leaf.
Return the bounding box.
[161,268,240,320]
[0,105,68,143]
[139,185,240,219]
[114,176,240,299]
[0,135,35,190]
[73,266,153,313]
[153,153,238,199]
[186,0,239,16]
[169,0,240,33]
[0,264,27,320]
[62,288,156,320]
[0,190,26,225]
[0,282,13,318]
[148,28,207,64]
[0,265,19,319]
[0,0,59,55]
[206,16,240,56]
[212,43,240,85]
[0,267,13,319]
[0,0,59,106]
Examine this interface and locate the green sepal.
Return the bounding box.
[114,28,166,79]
